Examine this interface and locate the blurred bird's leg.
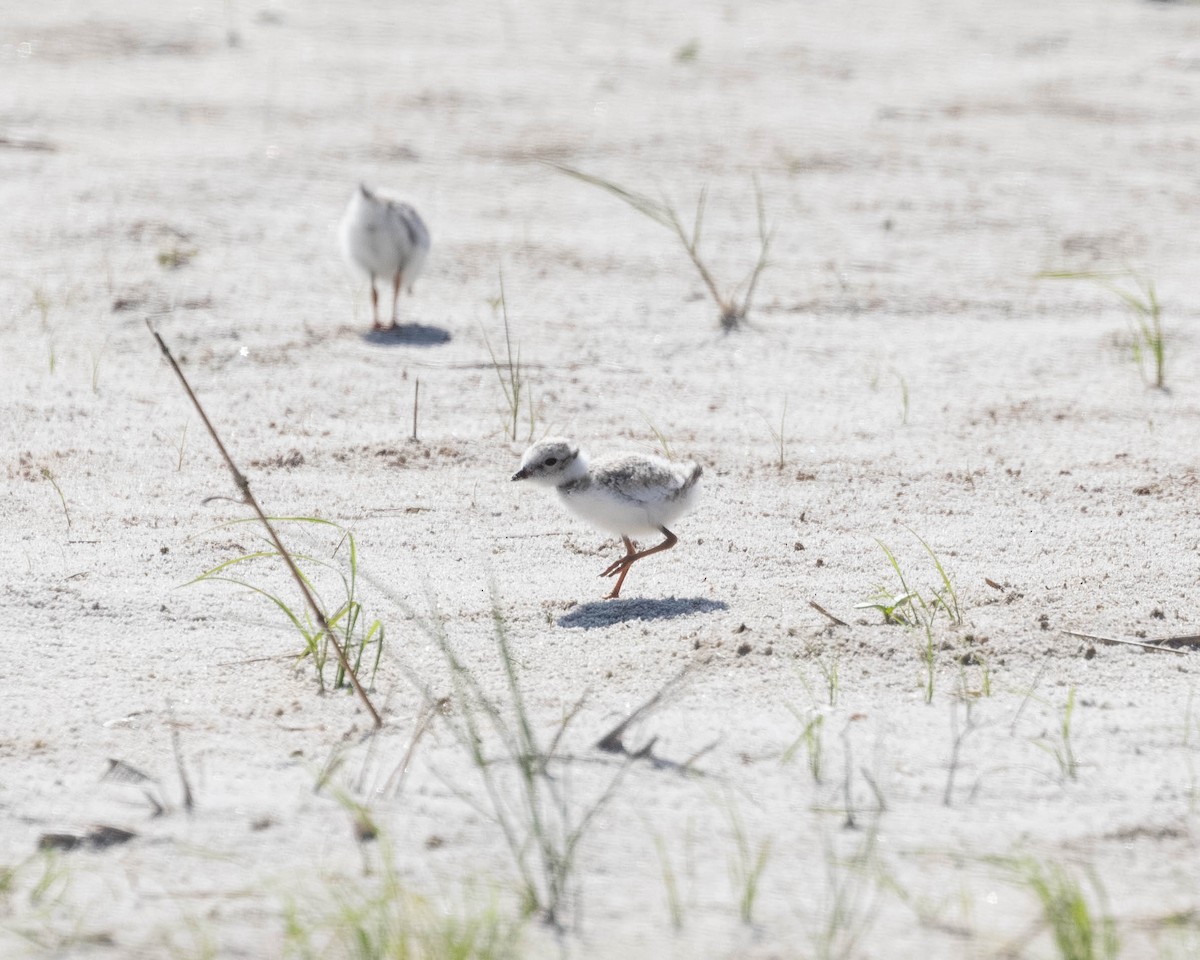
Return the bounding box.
[388,271,403,331]
[370,275,383,330]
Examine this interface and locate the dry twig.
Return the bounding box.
[147,321,382,726]
[1062,630,1184,656]
[809,600,848,627]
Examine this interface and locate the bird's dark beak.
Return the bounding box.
[511,467,529,481]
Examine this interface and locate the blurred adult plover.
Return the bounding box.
[339,184,431,331]
[512,438,702,599]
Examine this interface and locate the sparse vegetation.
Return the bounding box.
[783,707,825,783]
[762,397,788,469]
[547,162,772,331]
[89,345,104,394]
[1034,686,1080,782]
[411,378,421,442]
[1009,857,1119,960]
[942,697,981,806]
[951,641,993,701]
[157,244,198,270]
[919,629,937,705]
[0,853,91,953]
[30,282,52,328]
[40,467,72,534]
[150,324,381,724]
[796,643,842,708]
[284,862,523,960]
[1040,270,1167,390]
[868,367,911,424]
[188,517,385,692]
[652,829,691,930]
[642,415,676,461]
[11,16,1199,960]
[723,793,772,924]
[483,274,536,442]
[856,529,962,703]
[815,649,840,706]
[808,827,880,960]
[175,422,188,471]
[423,594,629,927]
[675,39,700,62]
[154,422,190,471]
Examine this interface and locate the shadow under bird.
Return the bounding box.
[339,184,431,331]
[512,438,702,599]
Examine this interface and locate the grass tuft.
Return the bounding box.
[783,707,825,783]
[40,467,72,534]
[723,794,772,924]
[1039,270,1166,390]
[149,324,381,723]
[187,518,385,693]
[858,529,962,626]
[0,852,89,952]
[1034,686,1080,782]
[284,858,523,960]
[808,827,880,960]
[546,162,772,331]
[422,591,629,928]
[761,396,788,469]
[89,345,104,394]
[483,273,536,442]
[158,244,198,270]
[674,39,700,62]
[651,827,693,930]
[642,414,676,461]
[856,528,962,703]
[1010,857,1119,960]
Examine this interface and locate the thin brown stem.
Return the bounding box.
[665,205,731,316]
[147,321,382,727]
[411,378,420,442]
[808,600,848,628]
[382,699,440,798]
[739,178,772,321]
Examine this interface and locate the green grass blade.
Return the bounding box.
[543,160,673,228]
[197,576,316,643]
[183,550,284,585]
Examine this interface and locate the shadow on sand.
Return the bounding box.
[558,596,728,630]
[363,323,451,347]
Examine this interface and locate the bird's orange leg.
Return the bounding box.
[600,527,679,600]
[601,536,638,599]
[370,276,383,330]
[388,272,403,331]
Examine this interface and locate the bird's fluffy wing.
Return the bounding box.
[593,456,692,504]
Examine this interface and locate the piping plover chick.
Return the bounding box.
[512,438,702,600]
[339,184,431,331]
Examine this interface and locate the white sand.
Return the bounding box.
[4,0,1200,956]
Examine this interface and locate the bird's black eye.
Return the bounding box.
[545,457,558,466]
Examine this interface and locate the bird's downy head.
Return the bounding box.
[511,438,585,486]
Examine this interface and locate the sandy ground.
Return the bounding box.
[5,0,1200,956]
